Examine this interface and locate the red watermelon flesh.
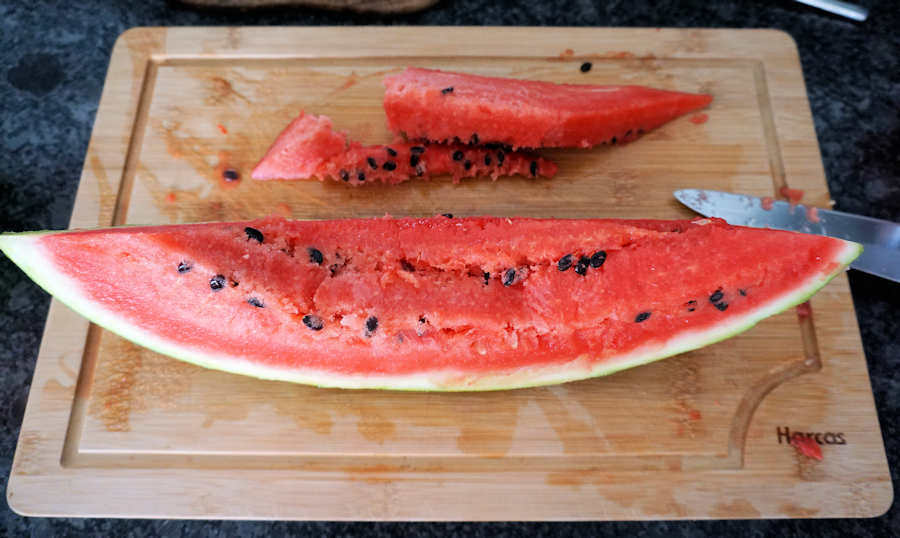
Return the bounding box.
[251,112,557,184]
[383,67,713,149]
[0,216,860,390]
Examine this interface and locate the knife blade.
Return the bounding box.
[674,189,900,283]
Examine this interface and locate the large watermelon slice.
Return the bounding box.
[0,216,859,391]
[251,112,557,184]
[383,68,713,149]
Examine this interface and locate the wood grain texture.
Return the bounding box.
[6,27,891,520]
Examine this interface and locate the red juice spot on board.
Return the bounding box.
[689,113,708,124]
[165,192,176,204]
[761,196,774,211]
[217,123,228,135]
[779,186,804,207]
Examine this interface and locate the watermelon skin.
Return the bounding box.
[383,68,713,149]
[0,217,860,391]
[251,112,557,183]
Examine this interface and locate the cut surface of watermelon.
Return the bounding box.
[251,112,557,184]
[383,67,713,149]
[0,216,859,391]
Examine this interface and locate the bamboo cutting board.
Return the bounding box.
[7,27,891,520]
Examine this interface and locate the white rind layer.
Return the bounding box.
[0,230,862,391]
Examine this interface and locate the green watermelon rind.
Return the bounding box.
[0,231,862,392]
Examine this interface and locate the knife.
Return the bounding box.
[674,189,900,283]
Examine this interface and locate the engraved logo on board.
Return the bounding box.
[776,426,846,445]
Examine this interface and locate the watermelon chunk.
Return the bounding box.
[0,216,859,391]
[383,68,713,149]
[251,112,557,184]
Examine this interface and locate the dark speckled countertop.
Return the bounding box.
[1,0,897,535]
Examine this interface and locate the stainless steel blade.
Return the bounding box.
[674,189,900,282]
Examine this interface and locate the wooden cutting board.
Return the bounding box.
[7,27,891,520]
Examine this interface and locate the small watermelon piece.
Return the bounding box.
[250,112,346,180]
[383,67,713,149]
[0,216,859,391]
[251,112,556,184]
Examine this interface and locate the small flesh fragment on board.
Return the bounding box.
[791,435,824,461]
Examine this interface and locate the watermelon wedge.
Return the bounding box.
[0,216,859,391]
[383,67,713,149]
[251,112,557,184]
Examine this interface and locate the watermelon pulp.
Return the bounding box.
[383,67,713,149]
[0,216,859,391]
[251,112,557,183]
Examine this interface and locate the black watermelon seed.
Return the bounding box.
[383,161,397,171]
[385,147,397,157]
[441,86,454,95]
[339,169,350,182]
[307,247,323,265]
[442,213,453,218]
[580,62,592,73]
[714,302,729,311]
[470,133,479,145]
[210,274,226,291]
[709,289,724,303]
[419,316,427,323]
[367,157,377,170]
[496,150,505,166]
[410,154,420,167]
[686,299,698,312]
[452,150,464,161]
[357,171,366,182]
[611,136,617,145]
[400,259,415,272]
[230,279,239,287]
[303,314,324,331]
[590,250,607,268]
[483,271,490,285]
[247,297,264,308]
[484,154,492,166]
[177,261,192,273]
[365,316,378,335]
[222,168,240,182]
[464,160,472,171]
[530,161,538,177]
[502,268,517,286]
[635,311,651,323]
[557,254,573,271]
[244,227,263,243]
[739,289,747,296]
[625,129,633,138]
[410,145,425,154]
[574,256,590,275]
